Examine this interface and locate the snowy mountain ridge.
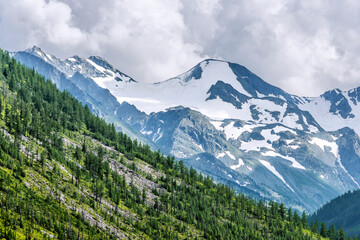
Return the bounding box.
[299,87,360,135]
[24,45,136,87]
[104,58,322,135]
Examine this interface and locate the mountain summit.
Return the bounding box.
[112,59,320,132]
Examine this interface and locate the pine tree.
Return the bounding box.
[279,203,286,220]
[320,222,328,237]
[301,211,308,228]
[328,224,336,240]
[339,227,346,240]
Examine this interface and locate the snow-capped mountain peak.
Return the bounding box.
[25,45,43,54]
[88,56,117,72]
[167,58,295,102]
[25,45,55,63]
[20,47,137,90]
[111,59,321,133]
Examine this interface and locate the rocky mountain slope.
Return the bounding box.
[12,46,360,213]
[11,46,151,147]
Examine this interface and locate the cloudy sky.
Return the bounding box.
[0,0,359,96]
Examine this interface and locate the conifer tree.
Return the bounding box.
[320,222,328,237]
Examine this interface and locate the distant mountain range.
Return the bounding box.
[11,46,360,212]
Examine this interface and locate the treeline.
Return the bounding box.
[0,48,355,239]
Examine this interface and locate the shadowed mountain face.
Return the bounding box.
[12,46,360,212]
[310,189,360,237]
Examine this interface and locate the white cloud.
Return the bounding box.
[86,0,206,82]
[0,0,87,51]
[182,0,360,96]
[1,0,360,96]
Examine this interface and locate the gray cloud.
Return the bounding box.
[0,0,360,96]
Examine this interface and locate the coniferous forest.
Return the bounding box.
[0,49,355,239]
[310,190,360,238]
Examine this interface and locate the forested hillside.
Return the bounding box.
[311,190,360,238]
[0,49,352,239]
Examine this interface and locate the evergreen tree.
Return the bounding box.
[320,222,328,237]
[339,227,346,240]
[301,211,308,228]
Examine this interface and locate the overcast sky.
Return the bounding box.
[0,0,360,96]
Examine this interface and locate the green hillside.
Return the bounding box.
[0,49,351,239]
